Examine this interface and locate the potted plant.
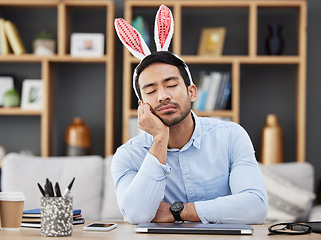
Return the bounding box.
[33,31,56,56]
[3,88,20,107]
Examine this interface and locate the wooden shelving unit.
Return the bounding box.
[0,0,115,156]
[122,0,307,162]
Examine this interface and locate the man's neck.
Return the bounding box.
[168,112,195,149]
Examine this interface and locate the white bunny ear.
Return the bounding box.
[154,5,174,52]
[115,18,151,60]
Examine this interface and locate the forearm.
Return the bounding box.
[121,172,166,223]
[181,202,201,222]
[195,191,268,224]
[149,134,169,165]
[138,101,169,165]
[112,152,171,224]
[152,202,201,223]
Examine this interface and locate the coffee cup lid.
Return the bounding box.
[0,192,25,201]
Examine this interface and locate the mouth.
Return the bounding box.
[156,104,177,113]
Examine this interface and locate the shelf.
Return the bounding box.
[128,55,301,64]
[0,55,110,63]
[11,54,296,65]
[0,0,115,157]
[122,0,307,163]
[0,107,42,116]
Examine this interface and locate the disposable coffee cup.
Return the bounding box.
[0,192,25,230]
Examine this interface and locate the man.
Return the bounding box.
[111,51,268,224]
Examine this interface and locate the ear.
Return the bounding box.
[115,18,151,60]
[188,84,197,103]
[154,5,174,52]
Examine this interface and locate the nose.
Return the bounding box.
[157,87,171,103]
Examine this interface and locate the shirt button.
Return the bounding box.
[165,173,168,176]
[186,178,190,182]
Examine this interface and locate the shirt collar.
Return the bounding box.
[184,110,201,150]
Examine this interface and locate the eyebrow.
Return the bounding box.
[141,76,180,90]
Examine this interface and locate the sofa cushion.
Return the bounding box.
[1,153,103,220]
[260,163,316,223]
[100,156,123,220]
[309,205,321,221]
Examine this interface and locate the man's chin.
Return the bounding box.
[158,114,187,127]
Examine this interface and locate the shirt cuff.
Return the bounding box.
[139,152,171,181]
[194,200,220,224]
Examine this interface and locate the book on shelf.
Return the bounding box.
[21,208,84,228]
[193,71,211,111]
[192,71,232,111]
[0,18,11,55]
[4,20,26,55]
[205,72,222,111]
[217,72,231,110]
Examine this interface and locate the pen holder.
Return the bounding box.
[40,197,73,237]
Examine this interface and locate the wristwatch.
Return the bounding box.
[170,201,184,222]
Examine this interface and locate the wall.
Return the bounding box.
[305,0,321,190]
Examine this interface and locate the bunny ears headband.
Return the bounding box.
[114,4,193,100]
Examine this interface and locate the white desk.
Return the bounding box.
[0,221,320,240]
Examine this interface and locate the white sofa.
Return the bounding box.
[1,153,123,221]
[1,153,321,222]
[259,162,321,222]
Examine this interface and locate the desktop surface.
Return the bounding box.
[0,221,320,240]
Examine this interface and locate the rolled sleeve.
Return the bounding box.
[195,200,220,223]
[139,152,171,180]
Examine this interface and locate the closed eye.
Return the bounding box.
[146,90,156,95]
[168,84,178,88]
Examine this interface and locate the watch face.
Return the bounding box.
[171,202,183,212]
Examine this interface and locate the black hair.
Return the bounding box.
[134,51,191,100]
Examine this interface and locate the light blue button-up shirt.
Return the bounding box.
[111,112,268,224]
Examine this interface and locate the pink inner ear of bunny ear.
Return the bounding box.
[115,18,151,60]
[155,5,174,51]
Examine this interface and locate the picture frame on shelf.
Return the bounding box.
[70,33,104,57]
[21,79,43,110]
[0,76,14,106]
[198,27,226,56]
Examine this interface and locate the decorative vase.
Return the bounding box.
[266,24,284,55]
[3,89,20,107]
[65,117,91,156]
[33,39,56,56]
[260,114,284,165]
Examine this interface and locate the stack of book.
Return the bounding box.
[193,71,231,111]
[0,18,26,55]
[21,208,85,228]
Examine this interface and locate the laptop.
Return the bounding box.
[135,222,253,235]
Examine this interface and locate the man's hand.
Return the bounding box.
[151,201,174,223]
[138,101,169,138]
[138,101,169,165]
[152,202,201,223]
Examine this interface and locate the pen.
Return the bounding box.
[55,182,62,197]
[63,177,75,197]
[46,178,54,197]
[37,183,45,197]
[44,182,49,197]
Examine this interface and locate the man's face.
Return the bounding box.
[138,63,196,127]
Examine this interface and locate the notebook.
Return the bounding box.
[135,222,253,235]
